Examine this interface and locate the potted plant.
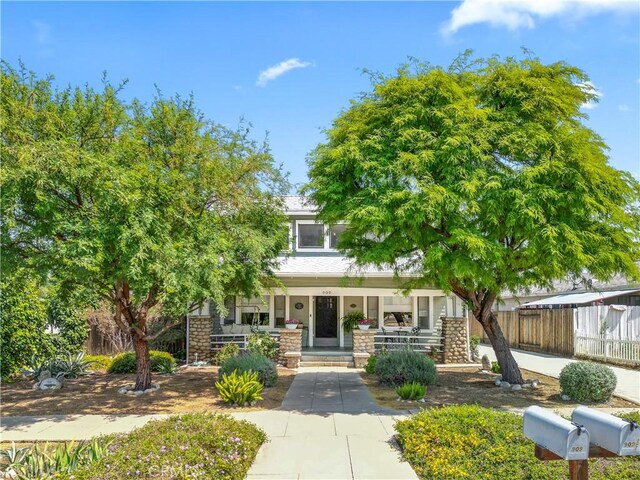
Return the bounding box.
[341,311,366,333]
[358,318,372,330]
[284,319,299,330]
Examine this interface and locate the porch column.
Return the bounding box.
[352,330,376,368]
[339,295,345,347]
[285,295,290,323]
[278,329,302,368]
[308,295,314,347]
[378,295,384,328]
[268,295,275,329]
[412,296,418,328]
[442,317,471,364]
[188,316,212,363]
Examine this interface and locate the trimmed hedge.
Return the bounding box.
[559,361,617,403]
[220,353,278,387]
[375,349,437,386]
[70,413,267,480]
[107,350,176,374]
[396,405,640,480]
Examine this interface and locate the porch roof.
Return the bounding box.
[275,255,395,277]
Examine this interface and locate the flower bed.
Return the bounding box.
[70,413,267,479]
[396,405,640,480]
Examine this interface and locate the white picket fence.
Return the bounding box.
[574,305,640,366]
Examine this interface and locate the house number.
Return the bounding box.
[322,290,332,295]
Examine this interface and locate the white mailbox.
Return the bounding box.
[523,406,590,460]
[572,406,640,456]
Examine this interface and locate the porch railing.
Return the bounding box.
[210,331,280,351]
[373,332,444,354]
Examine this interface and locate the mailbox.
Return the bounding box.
[523,406,590,460]
[572,406,640,456]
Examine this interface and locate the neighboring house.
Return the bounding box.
[190,196,464,349]
[495,265,640,311]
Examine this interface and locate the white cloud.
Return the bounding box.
[256,58,311,87]
[442,0,637,35]
[32,20,51,44]
[619,104,630,112]
[576,81,602,110]
[233,85,242,92]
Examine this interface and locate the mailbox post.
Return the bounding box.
[523,406,639,480]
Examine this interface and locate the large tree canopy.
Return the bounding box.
[1,63,289,389]
[303,53,640,383]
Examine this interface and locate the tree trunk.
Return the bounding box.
[476,311,524,385]
[133,335,152,391]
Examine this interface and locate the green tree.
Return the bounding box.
[303,53,640,384]
[1,63,289,390]
[0,271,48,378]
[45,289,89,355]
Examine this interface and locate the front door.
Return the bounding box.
[315,296,338,346]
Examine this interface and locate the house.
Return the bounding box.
[187,196,465,358]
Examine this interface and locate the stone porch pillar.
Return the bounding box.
[442,317,470,364]
[188,316,212,363]
[352,330,376,368]
[278,329,302,368]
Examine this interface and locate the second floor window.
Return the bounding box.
[298,223,324,248]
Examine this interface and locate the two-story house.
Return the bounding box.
[188,196,464,357]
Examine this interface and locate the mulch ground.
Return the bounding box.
[361,367,639,410]
[1,366,294,416]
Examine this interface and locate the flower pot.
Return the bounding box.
[285,323,298,330]
[358,324,370,330]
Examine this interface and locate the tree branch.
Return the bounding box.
[144,319,183,342]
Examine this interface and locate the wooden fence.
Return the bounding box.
[469,309,575,356]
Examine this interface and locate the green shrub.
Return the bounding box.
[84,355,112,371]
[396,405,640,480]
[559,361,617,403]
[491,361,501,374]
[396,382,426,400]
[220,353,278,387]
[214,343,240,365]
[107,350,176,374]
[364,355,377,374]
[469,335,481,359]
[216,370,264,406]
[247,332,278,361]
[0,437,111,479]
[71,413,267,480]
[375,348,437,386]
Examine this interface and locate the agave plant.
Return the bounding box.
[20,355,56,381]
[55,351,93,378]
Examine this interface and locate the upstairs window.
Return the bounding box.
[298,223,324,249]
[329,224,346,249]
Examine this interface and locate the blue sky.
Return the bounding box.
[2,1,639,189]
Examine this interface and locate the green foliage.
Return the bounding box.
[303,52,640,381]
[469,335,481,359]
[491,361,501,374]
[375,348,437,386]
[70,413,267,480]
[215,370,264,406]
[0,438,112,479]
[559,361,617,403]
[396,405,640,480]
[84,355,112,371]
[214,343,240,366]
[0,271,49,378]
[1,61,289,386]
[21,351,93,380]
[220,353,278,387]
[107,351,176,374]
[247,332,278,361]
[364,354,377,374]
[45,293,88,356]
[341,310,366,333]
[396,382,426,400]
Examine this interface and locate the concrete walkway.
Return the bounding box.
[246,366,417,479]
[478,345,640,404]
